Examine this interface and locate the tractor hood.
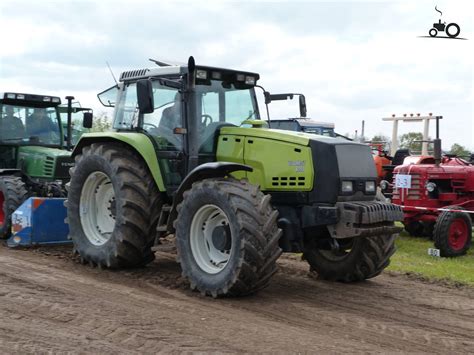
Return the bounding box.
[17,146,73,180]
[218,126,377,204]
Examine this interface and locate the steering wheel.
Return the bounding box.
[201,114,213,127]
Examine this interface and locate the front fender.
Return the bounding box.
[73,132,166,191]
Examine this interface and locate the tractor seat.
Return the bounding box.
[392,149,411,166]
[199,122,236,154]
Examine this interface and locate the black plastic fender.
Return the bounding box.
[167,162,253,232]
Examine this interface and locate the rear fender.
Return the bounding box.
[72,132,166,191]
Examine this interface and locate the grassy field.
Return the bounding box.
[388,230,474,287]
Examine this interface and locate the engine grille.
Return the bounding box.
[43,157,54,177]
[271,176,306,187]
[392,173,422,200]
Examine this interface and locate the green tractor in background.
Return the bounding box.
[0,92,92,238]
[67,57,403,297]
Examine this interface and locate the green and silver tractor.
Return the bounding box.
[67,57,403,297]
[0,92,92,238]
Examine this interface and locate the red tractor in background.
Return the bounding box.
[388,117,473,257]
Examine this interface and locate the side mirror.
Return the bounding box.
[83,112,93,128]
[299,95,307,118]
[137,79,154,114]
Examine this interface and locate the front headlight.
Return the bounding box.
[426,182,437,192]
[365,181,376,193]
[341,180,353,193]
[196,69,208,80]
[380,180,389,190]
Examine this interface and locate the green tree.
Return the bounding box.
[369,134,390,151]
[399,132,424,153]
[371,134,389,143]
[90,112,112,132]
[449,143,471,158]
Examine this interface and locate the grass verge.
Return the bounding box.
[387,231,474,287]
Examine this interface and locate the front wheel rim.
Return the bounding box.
[79,171,116,246]
[448,218,468,251]
[190,204,232,274]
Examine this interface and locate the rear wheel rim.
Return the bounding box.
[447,218,468,251]
[190,204,232,274]
[0,191,5,227]
[79,172,116,246]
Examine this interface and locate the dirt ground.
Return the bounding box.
[1,241,473,354]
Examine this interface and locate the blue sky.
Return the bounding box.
[1,0,472,150]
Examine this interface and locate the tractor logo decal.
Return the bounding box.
[288,160,305,172]
[419,6,467,40]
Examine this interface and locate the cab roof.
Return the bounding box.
[119,64,260,83]
[0,92,62,107]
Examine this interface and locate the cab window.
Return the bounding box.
[114,83,138,129]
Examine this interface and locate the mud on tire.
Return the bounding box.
[175,178,282,297]
[0,177,29,239]
[303,233,396,282]
[66,143,161,268]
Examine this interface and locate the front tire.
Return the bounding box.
[0,177,29,239]
[67,143,161,268]
[303,233,396,282]
[429,28,438,37]
[175,178,282,297]
[434,207,472,257]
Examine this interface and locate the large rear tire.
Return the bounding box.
[175,178,282,297]
[434,207,472,257]
[66,143,161,268]
[303,233,396,282]
[0,177,29,239]
[446,23,460,38]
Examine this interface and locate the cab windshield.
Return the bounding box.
[0,104,62,146]
[146,79,259,152]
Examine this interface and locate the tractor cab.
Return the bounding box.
[96,61,261,191]
[0,92,63,150]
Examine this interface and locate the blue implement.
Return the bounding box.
[7,197,71,247]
